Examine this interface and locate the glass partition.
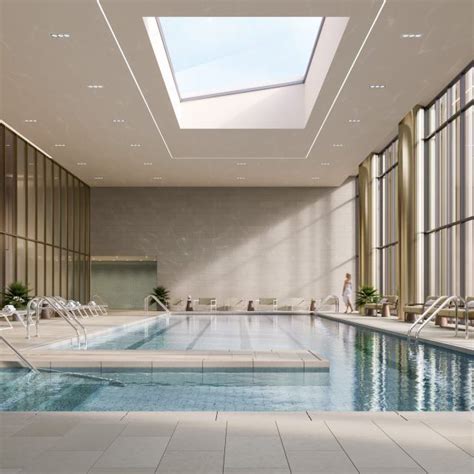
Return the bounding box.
[0,123,90,301]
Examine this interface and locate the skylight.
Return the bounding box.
[157,17,324,101]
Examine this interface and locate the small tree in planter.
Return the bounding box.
[150,286,170,309]
[2,281,31,309]
[356,285,380,315]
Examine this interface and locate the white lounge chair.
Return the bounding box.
[1,305,27,327]
[194,297,217,311]
[222,297,245,311]
[256,298,278,311]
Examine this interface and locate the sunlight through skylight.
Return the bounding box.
[157,17,324,101]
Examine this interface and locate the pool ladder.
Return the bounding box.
[407,295,465,340]
[144,294,171,313]
[26,296,88,348]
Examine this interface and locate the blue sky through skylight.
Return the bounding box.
[158,17,324,100]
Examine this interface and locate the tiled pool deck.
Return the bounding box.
[0,411,472,473]
[1,311,472,472]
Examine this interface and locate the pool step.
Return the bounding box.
[0,349,329,371]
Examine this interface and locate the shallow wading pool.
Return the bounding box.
[1,314,472,411]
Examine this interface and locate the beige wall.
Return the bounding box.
[91,180,357,303]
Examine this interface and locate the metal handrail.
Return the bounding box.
[0,334,39,373]
[407,296,448,339]
[318,295,340,313]
[53,297,88,348]
[454,297,467,338]
[144,294,170,313]
[414,296,461,339]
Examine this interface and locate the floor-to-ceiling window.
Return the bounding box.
[424,65,473,297]
[0,123,90,301]
[376,139,399,295]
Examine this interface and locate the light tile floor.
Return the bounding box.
[0,411,472,473]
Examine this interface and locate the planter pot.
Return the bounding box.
[41,308,54,319]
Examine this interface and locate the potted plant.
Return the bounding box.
[150,285,170,309]
[356,285,380,316]
[1,281,31,309]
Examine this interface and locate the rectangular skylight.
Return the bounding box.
[157,17,324,101]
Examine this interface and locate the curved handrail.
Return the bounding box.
[414,296,460,339]
[26,297,46,339]
[454,297,466,338]
[47,297,87,348]
[407,296,448,339]
[317,295,340,313]
[144,294,170,313]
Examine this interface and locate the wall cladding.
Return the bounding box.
[91,181,357,302]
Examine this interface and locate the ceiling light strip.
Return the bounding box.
[304,0,386,159]
[96,0,174,159]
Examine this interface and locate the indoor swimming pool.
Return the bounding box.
[2,315,472,411]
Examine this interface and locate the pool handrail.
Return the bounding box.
[0,332,40,373]
[144,294,170,313]
[407,295,449,340]
[317,295,340,313]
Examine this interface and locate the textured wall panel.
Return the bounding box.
[91,181,357,303]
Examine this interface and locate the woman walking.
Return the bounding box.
[342,273,354,313]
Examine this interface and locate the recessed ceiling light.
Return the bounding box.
[332,144,344,147]
[143,162,153,166]
[112,119,126,123]
[130,144,141,147]
[94,176,104,180]
[87,84,103,89]
[401,33,422,39]
[320,162,331,166]
[50,33,70,38]
[54,144,66,147]
[236,162,247,166]
[77,162,87,166]
[348,119,361,123]
[152,176,162,180]
[24,119,37,123]
[236,177,246,180]
[369,84,385,89]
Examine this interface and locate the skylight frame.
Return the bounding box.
[156,17,325,102]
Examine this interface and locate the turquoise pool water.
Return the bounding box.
[2,315,473,411]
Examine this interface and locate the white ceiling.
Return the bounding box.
[1,0,473,187]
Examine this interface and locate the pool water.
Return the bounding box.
[2,315,473,411]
